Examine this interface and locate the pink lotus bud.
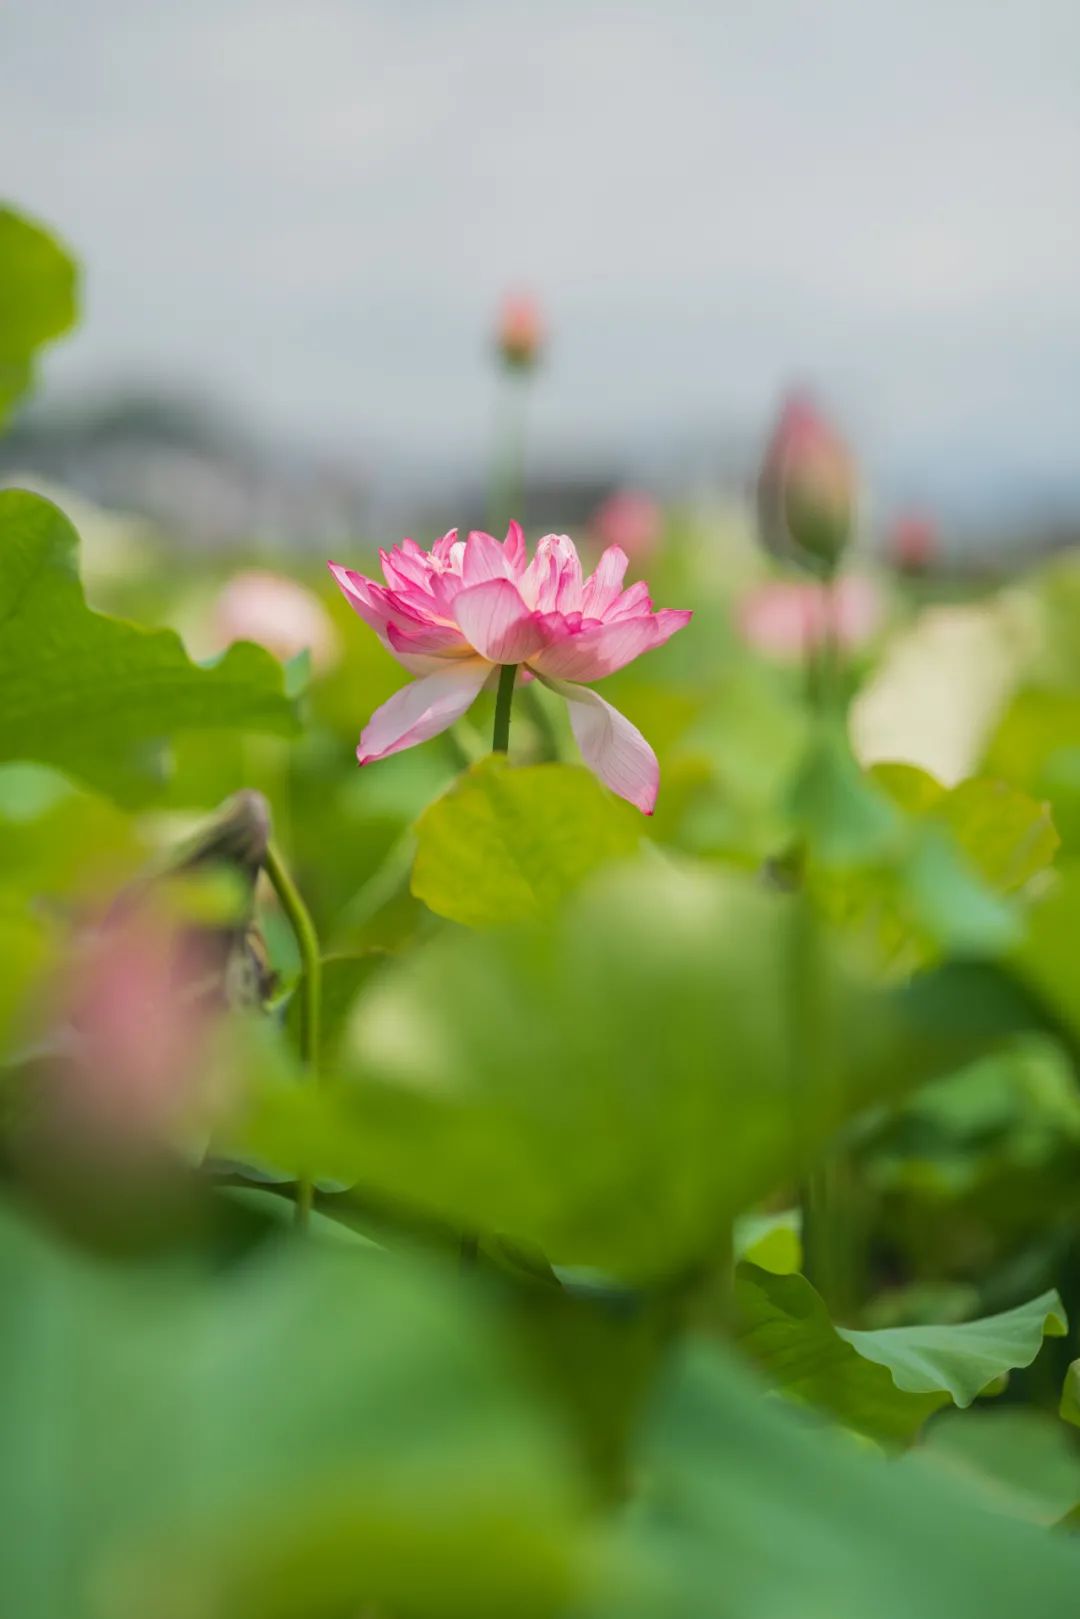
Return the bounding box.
[591,490,664,560]
[41,793,272,1158]
[889,510,937,574]
[737,576,882,663]
[757,392,856,575]
[212,570,338,672]
[496,291,544,370]
[51,903,217,1151]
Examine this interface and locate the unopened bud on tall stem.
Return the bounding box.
[757,393,856,577]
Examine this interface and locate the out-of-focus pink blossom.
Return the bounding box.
[496,292,544,369]
[737,576,883,663]
[53,905,215,1149]
[889,510,937,573]
[591,490,664,561]
[758,392,856,572]
[329,524,692,813]
[212,569,338,672]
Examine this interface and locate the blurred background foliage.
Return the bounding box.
[5,99,1080,1615]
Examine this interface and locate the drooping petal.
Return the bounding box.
[538,675,660,814]
[580,545,629,617]
[358,661,492,765]
[530,608,691,682]
[453,578,547,662]
[461,529,513,587]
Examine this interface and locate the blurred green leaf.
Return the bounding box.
[899,827,1020,957]
[0,491,300,803]
[1010,863,1080,1042]
[232,863,1048,1284]
[806,749,1028,965]
[598,1341,1080,1619]
[911,1408,1080,1527]
[790,721,902,870]
[873,763,1059,892]
[0,907,52,1055]
[284,951,386,1066]
[0,205,78,425]
[1061,1359,1080,1429]
[0,765,144,899]
[0,1204,584,1619]
[941,776,1058,891]
[412,758,643,927]
[734,1208,802,1274]
[679,666,808,860]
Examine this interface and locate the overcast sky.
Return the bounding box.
[3,0,1079,520]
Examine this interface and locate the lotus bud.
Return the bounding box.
[757,393,856,576]
[737,577,882,663]
[889,510,936,574]
[591,489,663,561]
[212,570,338,673]
[496,291,544,371]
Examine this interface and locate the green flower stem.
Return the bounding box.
[798,579,858,1321]
[489,367,529,533]
[263,840,322,1232]
[492,663,518,753]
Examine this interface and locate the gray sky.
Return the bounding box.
[4,0,1079,520]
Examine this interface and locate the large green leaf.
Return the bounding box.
[911,1408,1080,1527]
[839,1289,1067,1407]
[0,1205,584,1619]
[0,205,78,425]
[412,757,643,926]
[232,862,1048,1283]
[0,491,300,802]
[595,1341,1080,1619]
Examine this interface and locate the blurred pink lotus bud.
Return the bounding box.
[53,904,216,1150]
[591,490,664,560]
[496,291,544,370]
[757,392,856,574]
[737,576,882,662]
[212,569,338,672]
[889,510,937,573]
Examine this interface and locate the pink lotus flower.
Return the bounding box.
[329,524,692,813]
[212,569,338,672]
[737,576,882,662]
[496,291,544,369]
[591,489,664,560]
